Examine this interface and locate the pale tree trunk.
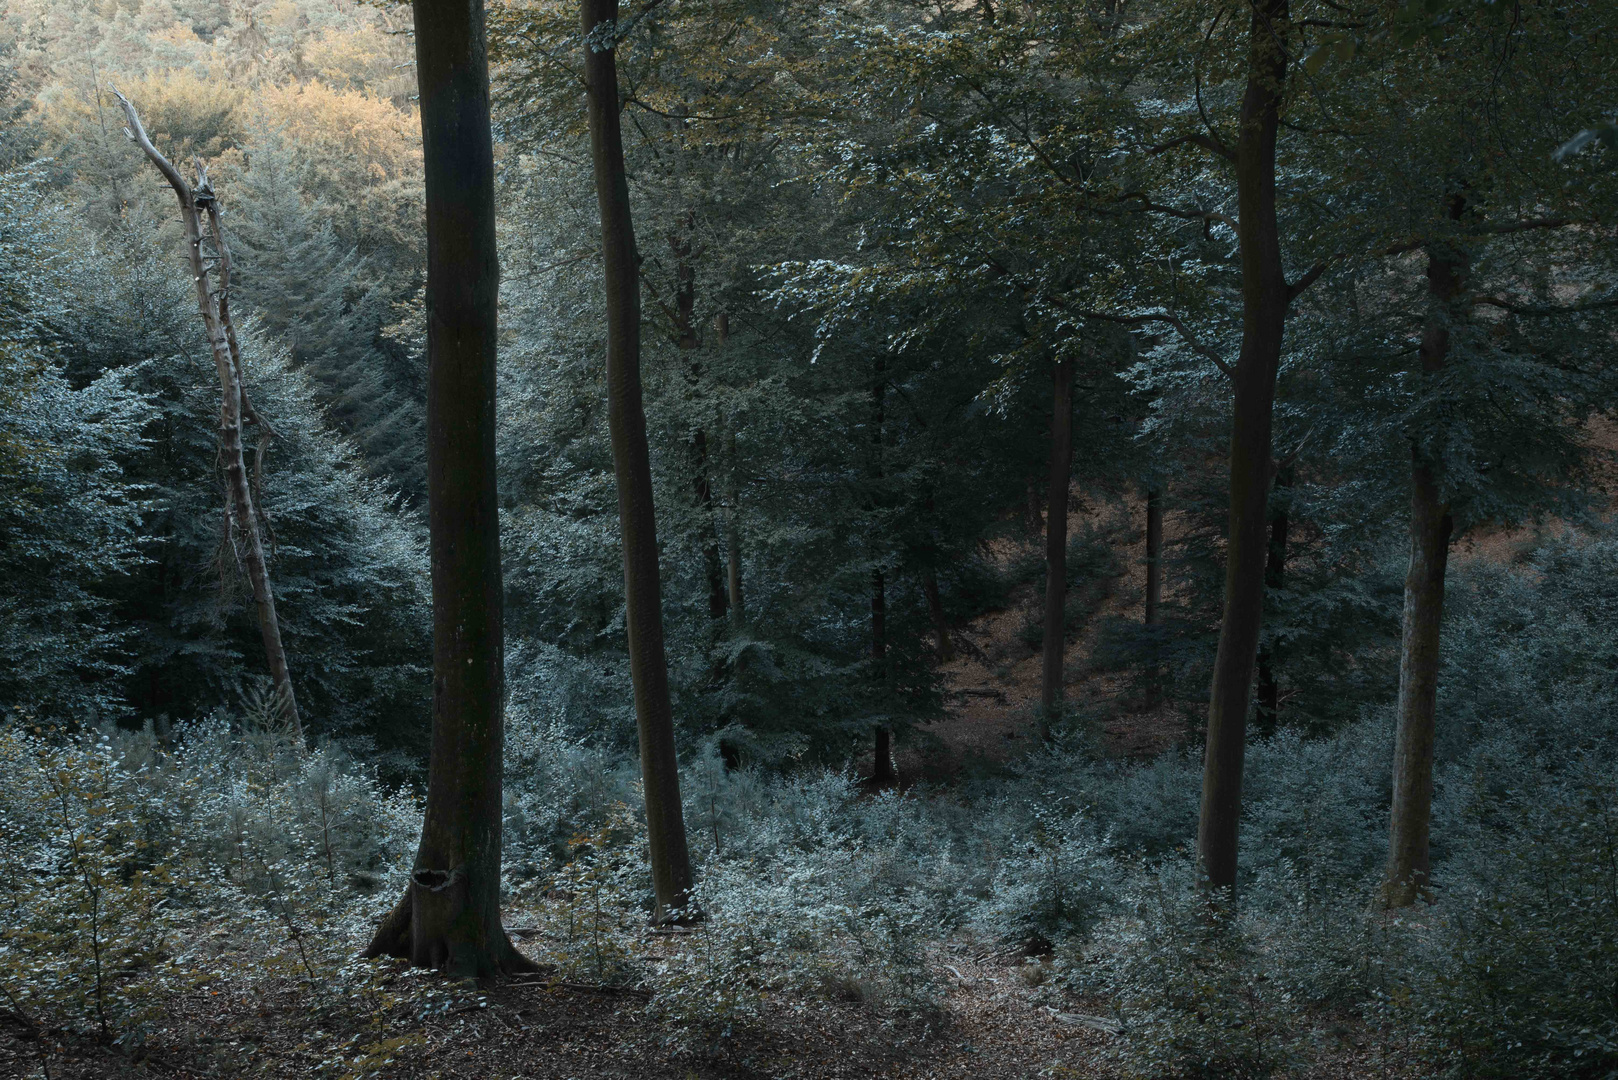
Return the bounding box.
[1144,489,1163,626]
[1384,228,1466,908]
[582,0,694,920]
[113,91,301,740]
[360,0,534,974]
[1038,356,1075,742]
[1196,0,1292,897]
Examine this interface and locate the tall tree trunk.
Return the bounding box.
[1384,229,1466,908]
[360,0,532,974]
[871,358,895,785]
[1144,488,1163,626]
[1253,464,1292,738]
[672,221,727,621]
[113,92,301,739]
[1038,356,1075,742]
[872,567,894,784]
[1195,0,1292,897]
[714,314,744,621]
[582,0,693,920]
[724,428,744,621]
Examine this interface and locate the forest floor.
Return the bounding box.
[1,493,1439,1080]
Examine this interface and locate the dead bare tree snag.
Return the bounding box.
[113,89,301,739]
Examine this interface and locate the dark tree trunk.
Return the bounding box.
[114,94,301,739]
[1025,476,1043,536]
[1196,0,1292,897]
[1253,464,1292,738]
[871,357,894,785]
[671,221,727,621]
[1384,229,1466,908]
[872,566,894,784]
[1039,356,1075,742]
[362,0,531,974]
[713,314,744,622]
[1144,489,1163,626]
[922,569,953,662]
[724,428,744,621]
[582,0,693,920]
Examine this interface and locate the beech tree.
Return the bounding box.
[364,0,534,974]
[581,0,695,919]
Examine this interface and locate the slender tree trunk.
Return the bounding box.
[1038,356,1075,742]
[724,428,744,621]
[360,0,531,974]
[1253,464,1292,738]
[1026,476,1043,536]
[113,92,301,739]
[1144,489,1163,626]
[1384,230,1466,907]
[871,358,895,785]
[872,566,894,784]
[671,222,727,621]
[923,569,953,662]
[714,314,744,621]
[582,0,693,920]
[1196,0,1292,897]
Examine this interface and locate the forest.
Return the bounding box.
[0,0,1614,1076]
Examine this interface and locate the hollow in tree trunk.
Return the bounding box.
[113,91,301,740]
[361,0,532,974]
[1384,227,1466,908]
[1196,0,1293,898]
[1038,356,1075,742]
[583,0,694,920]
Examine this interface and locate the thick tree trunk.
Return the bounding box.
[113,92,301,739]
[1253,464,1291,738]
[582,0,693,920]
[1038,356,1075,742]
[871,359,895,785]
[362,0,531,974]
[1195,0,1291,897]
[1384,233,1465,908]
[1144,489,1163,626]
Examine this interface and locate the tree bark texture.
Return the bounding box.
[1144,489,1163,626]
[1384,233,1465,908]
[363,0,531,974]
[1039,356,1075,742]
[583,0,694,919]
[113,92,301,739]
[1195,0,1291,896]
[1253,465,1292,738]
